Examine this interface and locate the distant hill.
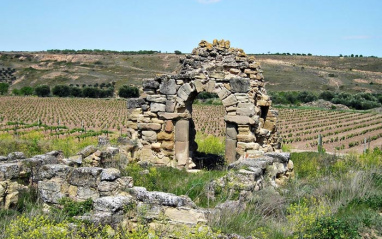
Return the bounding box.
[1,52,381,93]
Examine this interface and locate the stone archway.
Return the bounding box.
[126,39,281,168]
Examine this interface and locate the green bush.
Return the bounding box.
[34,85,51,97]
[0,82,9,95]
[58,197,93,217]
[306,217,359,239]
[118,85,139,98]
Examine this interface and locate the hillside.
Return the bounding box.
[1,52,381,93]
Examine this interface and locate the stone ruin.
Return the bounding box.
[126,39,281,168]
[0,40,294,236]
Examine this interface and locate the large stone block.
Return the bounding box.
[146,95,166,103]
[225,139,237,163]
[127,98,145,109]
[150,103,166,113]
[158,112,188,120]
[230,78,250,93]
[222,94,238,107]
[159,79,177,95]
[157,131,174,141]
[206,80,216,93]
[138,123,162,131]
[226,123,237,140]
[175,141,189,167]
[94,195,133,213]
[142,131,157,142]
[194,79,204,92]
[177,83,195,101]
[165,99,176,113]
[175,120,189,142]
[143,79,160,90]
[217,86,231,100]
[68,167,103,187]
[237,103,255,117]
[225,115,255,125]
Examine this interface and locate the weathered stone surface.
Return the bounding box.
[146,95,167,103]
[165,99,176,113]
[230,78,250,93]
[78,145,97,158]
[63,155,82,166]
[37,164,71,180]
[222,94,238,107]
[150,103,166,113]
[226,124,237,140]
[68,167,103,187]
[264,152,290,163]
[177,83,194,101]
[175,141,188,166]
[157,131,174,141]
[142,131,157,142]
[0,156,7,162]
[7,152,25,161]
[0,163,20,180]
[164,208,207,225]
[225,115,255,125]
[217,86,231,100]
[101,168,120,181]
[206,80,216,93]
[127,98,145,109]
[225,139,237,163]
[94,195,133,213]
[161,141,175,150]
[157,112,188,120]
[164,120,174,132]
[97,181,120,196]
[237,103,255,116]
[143,79,160,90]
[175,120,189,142]
[77,186,99,201]
[138,123,162,131]
[159,79,177,95]
[194,79,204,92]
[130,187,196,208]
[38,178,66,203]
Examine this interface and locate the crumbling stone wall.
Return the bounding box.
[126,39,281,168]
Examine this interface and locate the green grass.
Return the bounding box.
[0,130,98,157]
[124,163,227,208]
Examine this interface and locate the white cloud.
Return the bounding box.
[197,0,222,4]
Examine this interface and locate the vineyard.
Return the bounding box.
[1,96,382,154]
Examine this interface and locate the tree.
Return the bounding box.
[52,85,71,97]
[0,82,9,95]
[70,87,82,97]
[20,86,34,96]
[118,85,139,98]
[174,50,182,55]
[34,85,51,97]
[82,87,100,98]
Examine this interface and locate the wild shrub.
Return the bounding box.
[195,133,225,156]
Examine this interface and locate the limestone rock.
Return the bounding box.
[68,167,103,187]
[159,79,177,95]
[101,168,121,181]
[94,195,133,213]
[7,152,25,161]
[78,145,98,158]
[130,187,196,208]
[229,78,250,93]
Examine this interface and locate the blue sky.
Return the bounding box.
[1,0,381,56]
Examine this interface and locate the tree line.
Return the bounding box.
[270,91,382,110]
[0,83,140,99]
[46,49,160,55]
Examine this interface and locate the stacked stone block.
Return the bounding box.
[126,39,282,167]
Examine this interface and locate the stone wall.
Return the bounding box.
[126,39,281,168]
